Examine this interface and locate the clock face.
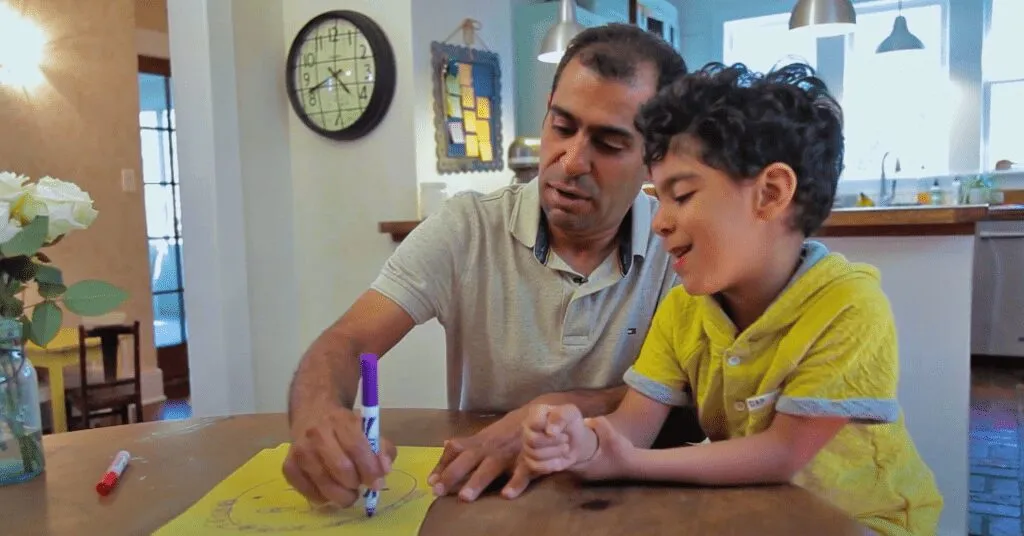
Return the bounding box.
[286,11,396,140]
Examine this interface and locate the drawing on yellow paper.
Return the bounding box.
[153,444,443,536]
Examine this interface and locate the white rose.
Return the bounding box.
[0,201,22,244]
[20,177,99,242]
[0,171,28,205]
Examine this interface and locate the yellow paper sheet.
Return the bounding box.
[154,444,443,536]
[465,134,479,157]
[463,110,478,134]
[479,141,493,162]
[475,96,491,119]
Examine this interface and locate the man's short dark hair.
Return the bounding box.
[550,23,688,95]
[635,62,845,237]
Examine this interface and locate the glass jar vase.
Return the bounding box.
[0,318,45,485]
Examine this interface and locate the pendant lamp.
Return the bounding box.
[876,0,924,54]
[789,0,857,37]
[538,0,585,63]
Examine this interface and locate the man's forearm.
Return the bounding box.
[288,330,362,424]
[531,385,627,417]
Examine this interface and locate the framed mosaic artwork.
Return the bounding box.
[430,41,504,174]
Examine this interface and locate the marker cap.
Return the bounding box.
[96,473,118,496]
[360,353,379,407]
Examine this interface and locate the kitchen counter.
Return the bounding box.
[380,204,1024,242]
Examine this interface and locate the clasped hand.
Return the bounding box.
[514,403,636,488]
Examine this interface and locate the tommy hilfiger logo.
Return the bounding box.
[627,328,637,335]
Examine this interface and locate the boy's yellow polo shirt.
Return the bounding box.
[623,241,943,536]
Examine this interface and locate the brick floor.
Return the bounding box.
[969,366,1024,536]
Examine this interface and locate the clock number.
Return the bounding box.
[359,85,368,100]
[335,111,343,126]
[304,52,315,67]
[329,26,339,42]
[316,34,323,50]
[359,44,368,59]
[303,72,310,85]
[347,32,354,46]
[309,94,317,107]
[364,64,372,80]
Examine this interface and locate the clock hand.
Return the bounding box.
[307,77,330,94]
[328,67,353,95]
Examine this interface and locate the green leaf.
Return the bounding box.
[19,315,33,345]
[0,293,22,318]
[34,264,62,285]
[38,282,66,299]
[4,277,23,296]
[0,216,48,258]
[29,300,61,347]
[61,280,128,316]
[34,264,65,298]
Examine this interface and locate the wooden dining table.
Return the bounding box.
[0,410,866,535]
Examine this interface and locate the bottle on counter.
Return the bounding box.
[930,178,943,205]
[950,176,962,205]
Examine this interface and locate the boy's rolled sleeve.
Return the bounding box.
[777,302,901,424]
[370,196,466,325]
[624,291,690,406]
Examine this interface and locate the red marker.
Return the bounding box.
[96,450,131,496]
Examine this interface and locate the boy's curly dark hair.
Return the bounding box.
[635,62,844,237]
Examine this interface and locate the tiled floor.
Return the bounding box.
[970,366,1024,536]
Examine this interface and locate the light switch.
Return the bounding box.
[121,168,136,192]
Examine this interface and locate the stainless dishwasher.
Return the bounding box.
[971,219,1024,358]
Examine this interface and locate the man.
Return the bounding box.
[283,23,687,507]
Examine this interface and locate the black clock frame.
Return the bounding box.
[285,10,397,141]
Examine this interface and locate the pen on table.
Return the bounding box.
[96,450,131,496]
[360,353,380,518]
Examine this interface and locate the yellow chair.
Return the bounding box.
[25,327,103,433]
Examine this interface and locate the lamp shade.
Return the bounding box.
[789,0,856,37]
[538,0,585,63]
[876,15,925,53]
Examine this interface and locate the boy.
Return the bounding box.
[503,62,943,536]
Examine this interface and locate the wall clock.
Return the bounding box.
[285,11,397,140]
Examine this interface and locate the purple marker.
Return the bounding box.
[360,353,380,517]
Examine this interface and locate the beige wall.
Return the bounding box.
[0,0,156,373]
[135,0,168,32]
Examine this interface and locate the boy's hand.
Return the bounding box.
[521,404,593,473]
[501,403,593,499]
[570,416,637,482]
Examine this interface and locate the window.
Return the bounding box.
[723,12,818,74]
[982,0,1024,169]
[138,65,187,349]
[722,1,950,181]
[840,3,949,180]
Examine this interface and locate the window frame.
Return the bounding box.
[138,55,188,349]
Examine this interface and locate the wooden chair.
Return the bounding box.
[65,321,143,430]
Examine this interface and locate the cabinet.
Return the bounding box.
[512,3,625,138]
[971,220,1024,357]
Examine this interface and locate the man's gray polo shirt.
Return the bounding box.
[370,180,678,412]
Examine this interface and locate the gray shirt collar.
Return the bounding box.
[509,179,653,276]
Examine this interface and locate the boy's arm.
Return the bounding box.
[623,293,898,486]
[605,388,675,449]
[626,413,847,485]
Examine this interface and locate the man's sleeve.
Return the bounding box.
[370,194,470,325]
[623,290,691,406]
[776,296,901,424]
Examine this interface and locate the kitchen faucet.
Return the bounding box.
[879,151,900,206]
